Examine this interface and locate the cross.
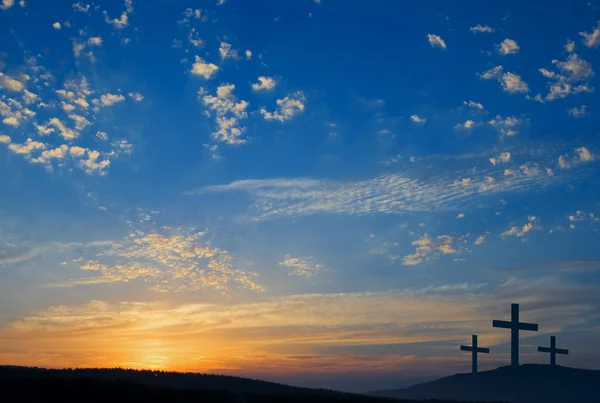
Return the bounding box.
[492,303,538,367]
[460,334,489,373]
[538,336,568,366]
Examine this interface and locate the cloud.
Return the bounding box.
[88,37,103,46]
[125,0,133,13]
[202,84,249,144]
[52,22,61,29]
[500,72,529,93]
[104,11,129,29]
[100,93,125,106]
[479,65,504,80]
[568,105,589,118]
[96,131,108,141]
[410,114,426,124]
[532,54,594,102]
[0,0,14,9]
[72,2,90,12]
[219,42,240,60]
[478,66,529,94]
[489,152,511,166]
[22,89,38,104]
[576,146,594,162]
[474,235,486,245]
[47,117,77,139]
[565,40,575,53]
[501,216,540,238]
[191,56,219,79]
[496,38,520,55]
[7,138,45,158]
[470,24,495,33]
[251,76,276,91]
[580,21,600,48]
[194,164,563,221]
[403,234,455,266]
[427,34,446,49]
[488,115,524,136]
[79,150,111,175]
[279,256,323,278]
[128,92,144,101]
[245,50,252,60]
[455,120,476,130]
[0,134,11,143]
[0,73,25,92]
[464,100,484,110]
[260,92,306,122]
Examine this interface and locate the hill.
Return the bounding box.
[369,364,600,403]
[0,365,475,403]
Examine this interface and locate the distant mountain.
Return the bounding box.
[369,364,600,403]
[0,365,474,403]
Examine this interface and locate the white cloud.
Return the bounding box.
[69,146,86,157]
[0,73,25,92]
[245,50,252,60]
[403,234,455,266]
[0,0,14,9]
[125,0,133,13]
[3,116,18,127]
[0,134,11,143]
[22,90,38,105]
[202,84,249,144]
[464,100,484,109]
[489,152,511,165]
[479,65,527,93]
[34,123,54,135]
[470,24,495,33]
[48,117,77,139]
[52,22,61,29]
[104,11,129,29]
[576,146,594,162]
[580,21,600,48]
[479,65,504,80]
[474,235,486,245]
[72,2,90,12]
[568,105,589,118]
[96,131,108,141]
[488,115,523,136]
[251,76,276,91]
[457,213,465,219]
[410,114,426,124]
[219,42,240,60]
[497,38,520,55]
[68,114,91,130]
[532,54,595,102]
[565,40,575,53]
[190,56,219,79]
[100,93,125,106]
[500,72,529,93]
[7,138,45,157]
[279,256,323,278]
[455,120,476,130]
[427,34,446,49]
[79,150,110,175]
[260,92,306,122]
[217,0,226,4]
[88,37,103,46]
[128,92,144,101]
[501,216,540,238]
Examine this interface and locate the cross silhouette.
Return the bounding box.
[538,336,568,366]
[492,303,538,367]
[460,334,489,373]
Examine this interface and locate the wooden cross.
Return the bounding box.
[460,334,489,373]
[492,303,538,367]
[538,336,568,366]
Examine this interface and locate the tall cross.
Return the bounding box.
[460,334,489,373]
[492,303,538,367]
[538,336,568,366]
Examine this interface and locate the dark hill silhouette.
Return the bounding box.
[0,365,485,403]
[369,364,600,403]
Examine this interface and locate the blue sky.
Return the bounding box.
[1,0,600,392]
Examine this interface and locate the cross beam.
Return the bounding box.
[460,334,489,373]
[492,303,538,367]
[538,336,568,366]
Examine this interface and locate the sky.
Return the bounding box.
[1,0,600,393]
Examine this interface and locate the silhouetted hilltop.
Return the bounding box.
[0,365,482,403]
[369,364,600,403]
